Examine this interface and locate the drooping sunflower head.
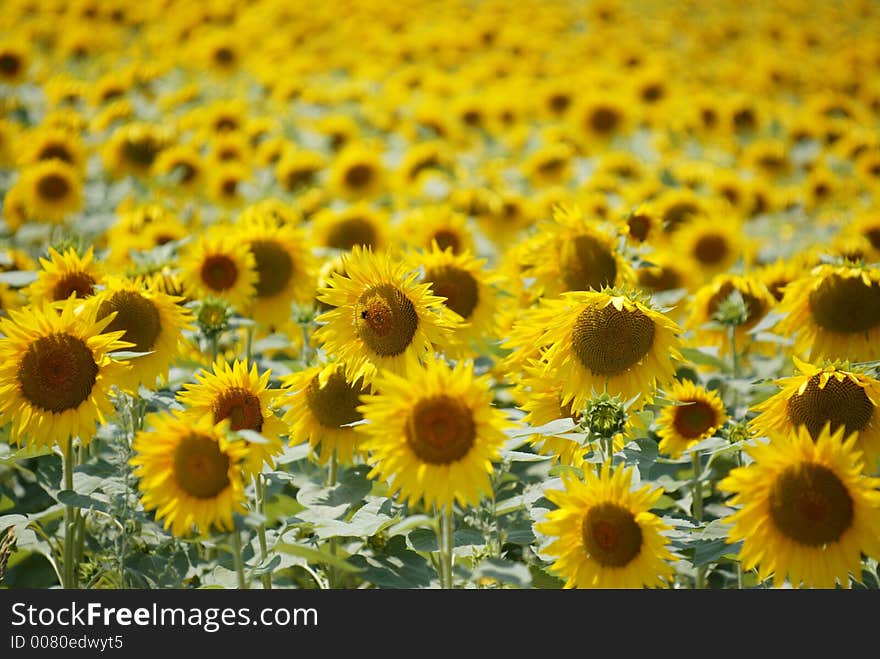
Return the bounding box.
[180,229,257,312]
[720,425,880,588]
[519,205,635,298]
[239,212,315,326]
[0,299,132,451]
[177,359,287,477]
[27,246,103,305]
[89,276,192,391]
[282,362,371,465]
[775,264,880,363]
[314,247,461,384]
[19,160,83,224]
[130,411,249,538]
[751,357,880,473]
[357,357,510,510]
[657,379,728,458]
[537,463,677,588]
[540,289,682,410]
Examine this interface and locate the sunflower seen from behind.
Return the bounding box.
[177,359,287,478]
[539,289,681,411]
[537,463,676,589]
[357,357,509,510]
[282,362,371,465]
[720,425,880,588]
[130,411,249,538]
[314,246,461,384]
[751,357,880,473]
[0,299,131,451]
[180,229,257,312]
[775,264,880,363]
[656,380,728,458]
[89,276,192,392]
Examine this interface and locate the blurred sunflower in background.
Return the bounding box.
[180,231,257,312]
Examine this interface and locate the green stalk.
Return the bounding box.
[692,450,707,589]
[231,529,247,590]
[442,506,455,589]
[245,325,254,363]
[433,508,446,588]
[62,437,76,589]
[326,451,338,589]
[255,474,272,590]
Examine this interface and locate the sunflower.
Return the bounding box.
[102,122,172,178]
[328,144,385,200]
[18,161,83,224]
[275,149,326,193]
[151,144,205,193]
[311,204,390,252]
[755,258,808,302]
[519,205,634,298]
[130,411,249,538]
[281,362,371,465]
[673,216,747,281]
[104,203,186,267]
[240,213,315,326]
[572,95,630,144]
[397,205,476,255]
[847,212,880,260]
[19,127,87,174]
[522,143,574,188]
[357,357,509,510]
[409,244,498,348]
[536,464,676,589]
[539,290,682,410]
[314,247,461,384]
[719,425,880,588]
[0,299,131,451]
[775,264,880,362]
[751,357,880,473]
[208,163,250,208]
[180,230,257,311]
[177,359,287,478]
[685,274,777,356]
[0,41,28,85]
[27,246,103,304]
[89,277,192,391]
[0,283,22,316]
[656,380,728,458]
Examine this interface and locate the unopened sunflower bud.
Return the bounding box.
[197,297,231,338]
[711,288,749,326]
[580,392,627,439]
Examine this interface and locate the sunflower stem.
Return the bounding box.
[729,325,739,380]
[326,451,338,589]
[441,506,455,589]
[210,334,219,363]
[231,528,247,590]
[254,474,272,590]
[245,325,254,363]
[691,450,707,589]
[433,508,446,588]
[62,437,77,589]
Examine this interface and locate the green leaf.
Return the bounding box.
[529,564,565,589]
[693,539,741,567]
[407,527,485,553]
[501,451,552,463]
[473,558,532,588]
[680,347,728,371]
[274,542,362,573]
[347,536,432,588]
[57,490,110,514]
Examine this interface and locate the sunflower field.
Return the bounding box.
[1,0,880,592]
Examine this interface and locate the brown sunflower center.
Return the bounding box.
[637,265,682,292]
[432,229,461,254]
[693,234,729,265]
[97,290,161,353]
[548,93,571,114]
[173,433,231,499]
[36,173,71,202]
[221,178,238,197]
[627,214,651,242]
[589,106,621,134]
[537,157,566,177]
[561,234,618,292]
[355,284,419,357]
[767,278,791,302]
[213,387,263,432]
[673,399,718,439]
[581,502,643,567]
[808,273,880,334]
[571,303,656,376]
[343,163,374,189]
[18,333,98,413]
[662,201,699,231]
[171,161,197,183]
[707,282,767,328]
[213,47,236,67]
[325,218,377,251]
[305,371,367,429]
[38,144,75,164]
[285,167,317,190]
[122,138,160,168]
[425,266,479,320]
[200,255,239,292]
[863,228,880,250]
[785,374,874,439]
[0,52,22,76]
[52,271,96,301]
[405,394,476,465]
[769,463,853,547]
[250,240,293,298]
